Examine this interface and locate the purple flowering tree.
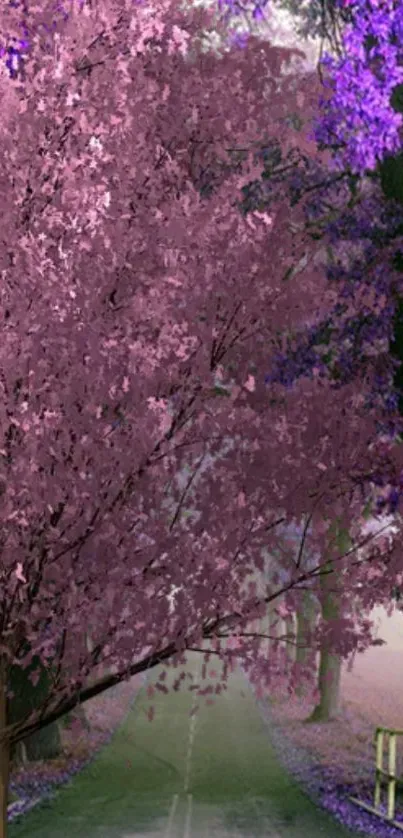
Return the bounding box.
[3,3,403,836]
[3,3,403,835]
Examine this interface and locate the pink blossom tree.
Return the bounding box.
[0,1,403,834]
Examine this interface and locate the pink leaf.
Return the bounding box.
[244,375,256,393]
[15,563,27,584]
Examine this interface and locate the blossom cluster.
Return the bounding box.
[3,0,403,515]
[205,0,403,178]
[310,0,403,175]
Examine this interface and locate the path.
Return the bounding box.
[9,652,358,838]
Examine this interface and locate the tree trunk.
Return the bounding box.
[10,740,27,769]
[267,595,295,699]
[61,630,92,734]
[266,600,278,655]
[10,720,62,766]
[283,612,295,664]
[22,719,62,762]
[0,658,10,838]
[306,582,342,723]
[295,589,318,697]
[308,639,342,722]
[305,521,350,722]
[10,631,93,767]
[8,640,62,766]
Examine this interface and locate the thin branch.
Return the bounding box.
[211,300,243,367]
[295,508,316,570]
[2,517,396,746]
[168,447,208,532]
[203,520,397,640]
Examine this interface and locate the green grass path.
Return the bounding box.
[9,653,358,837]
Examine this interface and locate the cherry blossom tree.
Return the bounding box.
[1,1,403,834]
[207,0,403,719]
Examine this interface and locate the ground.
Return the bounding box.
[9,607,403,837]
[8,653,357,838]
[265,606,403,836]
[8,673,145,821]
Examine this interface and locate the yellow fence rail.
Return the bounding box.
[350,727,403,831]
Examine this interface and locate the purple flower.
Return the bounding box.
[312,0,403,175]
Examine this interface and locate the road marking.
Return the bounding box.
[184,709,196,793]
[183,793,193,838]
[184,661,199,794]
[163,793,179,838]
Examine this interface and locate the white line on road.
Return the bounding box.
[184,661,199,794]
[163,793,179,838]
[184,710,197,793]
[184,793,193,838]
